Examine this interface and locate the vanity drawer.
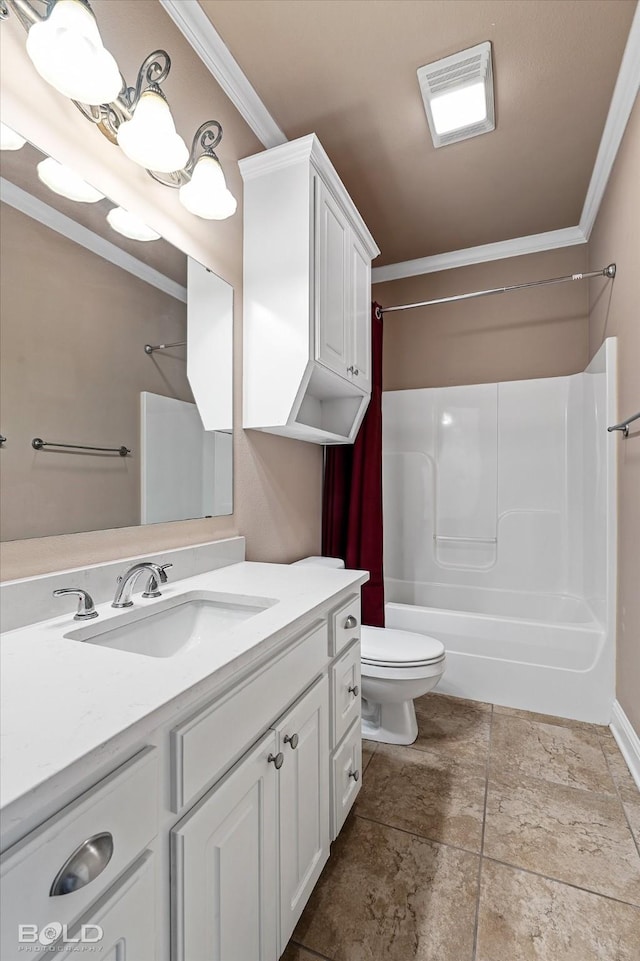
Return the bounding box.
[330,595,361,656]
[331,640,361,748]
[0,747,158,960]
[171,621,328,811]
[331,718,362,840]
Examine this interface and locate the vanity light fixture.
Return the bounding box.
[418,41,495,148]
[117,85,189,174]
[106,206,161,242]
[37,157,105,203]
[0,0,237,220]
[0,122,26,150]
[177,126,237,220]
[24,0,121,105]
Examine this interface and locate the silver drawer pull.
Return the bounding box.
[348,684,359,697]
[268,752,284,770]
[348,769,360,782]
[344,615,358,630]
[284,733,299,750]
[50,832,114,897]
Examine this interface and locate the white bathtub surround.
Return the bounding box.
[610,701,640,790]
[383,339,617,724]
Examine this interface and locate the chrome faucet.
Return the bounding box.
[111,562,172,609]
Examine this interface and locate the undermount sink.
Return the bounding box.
[65,590,276,658]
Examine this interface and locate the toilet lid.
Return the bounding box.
[360,625,445,666]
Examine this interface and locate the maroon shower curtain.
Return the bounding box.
[322,303,385,626]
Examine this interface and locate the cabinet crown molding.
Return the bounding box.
[239,134,380,261]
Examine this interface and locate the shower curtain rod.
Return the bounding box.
[377,263,617,316]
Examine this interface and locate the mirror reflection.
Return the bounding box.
[0,135,233,541]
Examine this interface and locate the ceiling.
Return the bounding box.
[199,0,636,267]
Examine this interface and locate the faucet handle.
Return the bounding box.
[53,588,98,621]
[142,563,173,599]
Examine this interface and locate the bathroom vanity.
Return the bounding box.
[0,545,366,960]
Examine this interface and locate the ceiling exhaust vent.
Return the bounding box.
[418,41,495,148]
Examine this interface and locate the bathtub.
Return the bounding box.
[385,582,614,724]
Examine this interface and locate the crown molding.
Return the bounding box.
[240,134,380,257]
[169,0,637,279]
[371,226,586,283]
[159,0,286,149]
[1,178,187,303]
[580,2,640,240]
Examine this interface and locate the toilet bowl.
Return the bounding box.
[292,556,446,745]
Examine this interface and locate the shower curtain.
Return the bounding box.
[322,303,385,626]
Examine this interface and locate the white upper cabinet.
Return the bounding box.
[240,134,379,445]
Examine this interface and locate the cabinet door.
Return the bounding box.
[275,676,330,948]
[171,732,279,961]
[349,231,372,393]
[55,852,156,961]
[315,178,350,379]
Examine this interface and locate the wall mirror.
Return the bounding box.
[0,134,233,541]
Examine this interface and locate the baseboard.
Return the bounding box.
[610,700,640,790]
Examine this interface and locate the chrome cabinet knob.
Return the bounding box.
[347,366,360,376]
[142,563,173,598]
[268,752,284,770]
[348,684,359,697]
[344,615,358,630]
[348,769,360,782]
[284,733,299,750]
[50,832,113,896]
[52,588,98,621]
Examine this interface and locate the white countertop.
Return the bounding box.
[0,562,367,820]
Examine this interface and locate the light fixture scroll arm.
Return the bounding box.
[124,49,171,110]
[185,120,223,173]
[4,0,45,27]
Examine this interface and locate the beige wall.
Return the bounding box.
[375,245,590,390]
[0,203,193,540]
[588,94,640,734]
[0,0,322,579]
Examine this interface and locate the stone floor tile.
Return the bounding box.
[601,736,640,804]
[493,703,610,736]
[294,815,479,961]
[355,742,486,852]
[490,714,615,794]
[484,768,640,904]
[411,692,492,763]
[362,739,378,773]
[476,858,640,961]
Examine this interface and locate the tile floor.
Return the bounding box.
[285,693,640,961]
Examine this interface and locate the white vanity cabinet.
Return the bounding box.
[240,134,379,445]
[171,731,280,961]
[172,676,330,960]
[0,578,364,961]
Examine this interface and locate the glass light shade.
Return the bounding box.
[431,82,487,135]
[179,155,237,220]
[26,0,122,106]
[37,158,104,203]
[106,207,160,242]
[0,123,27,151]
[117,90,189,173]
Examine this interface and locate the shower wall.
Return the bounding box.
[383,340,614,620]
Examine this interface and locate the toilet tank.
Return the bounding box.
[292,556,345,569]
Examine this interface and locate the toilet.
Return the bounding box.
[292,557,446,745]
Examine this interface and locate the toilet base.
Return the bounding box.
[361,697,419,745]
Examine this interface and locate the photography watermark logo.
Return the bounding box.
[18,922,104,952]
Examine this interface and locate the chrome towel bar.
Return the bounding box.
[32,438,131,456]
[607,412,640,438]
[144,341,186,354]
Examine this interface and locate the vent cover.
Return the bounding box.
[418,41,495,148]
